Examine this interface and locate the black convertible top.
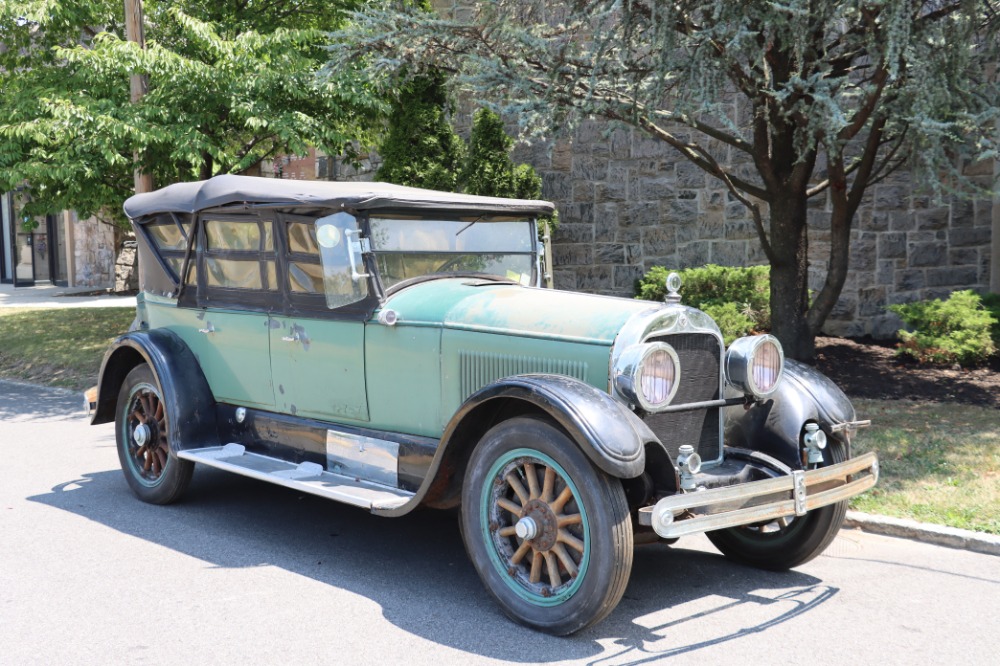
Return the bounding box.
[124,174,555,219]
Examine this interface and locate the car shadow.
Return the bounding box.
[29,466,837,663]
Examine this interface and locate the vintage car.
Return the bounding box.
[90,174,878,635]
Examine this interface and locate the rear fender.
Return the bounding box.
[90,329,217,453]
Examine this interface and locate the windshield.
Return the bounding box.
[369,216,536,289]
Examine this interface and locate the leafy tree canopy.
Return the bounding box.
[330,0,1000,359]
[0,0,383,227]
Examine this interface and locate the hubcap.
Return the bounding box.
[133,423,150,447]
[514,516,538,541]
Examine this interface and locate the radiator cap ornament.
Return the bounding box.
[665,272,682,304]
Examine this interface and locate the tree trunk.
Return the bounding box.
[767,195,815,361]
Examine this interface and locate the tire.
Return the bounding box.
[460,417,633,635]
[707,436,848,571]
[115,364,194,505]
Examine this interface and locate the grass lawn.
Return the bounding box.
[0,307,136,390]
[1,307,996,535]
[850,398,1000,535]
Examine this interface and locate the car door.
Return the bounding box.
[173,214,277,408]
[268,212,372,422]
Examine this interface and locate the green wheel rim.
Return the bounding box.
[480,448,591,607]
[120,381,170,489]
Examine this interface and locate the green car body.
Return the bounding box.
[91,175,878,635]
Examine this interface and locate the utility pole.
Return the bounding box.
[124,0,153,194]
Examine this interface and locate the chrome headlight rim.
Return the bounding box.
[725,334,785,399]
[614,342,681,412]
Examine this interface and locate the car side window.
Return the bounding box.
[280,212,368,311]
[143,215,197,285]
[201,216,277,292]
[316,212,368,309]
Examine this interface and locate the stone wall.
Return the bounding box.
[71,212,115,288]
[509,122,995,339]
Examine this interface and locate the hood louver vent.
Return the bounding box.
[460,351,588,399]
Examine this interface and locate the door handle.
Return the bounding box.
[281,333,299,343]
[198,323,215,334]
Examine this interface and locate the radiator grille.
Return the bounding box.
[460,351,589,399]
[642,333,723,463]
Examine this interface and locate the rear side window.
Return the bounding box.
[201,217,277,292]
[143,216,195,285]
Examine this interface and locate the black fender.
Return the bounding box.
[724,359,856,469]
[375,374,659,516]
[90,329,218,453]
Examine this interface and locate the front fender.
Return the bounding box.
[90,329,217,454]
[375,374,659,517]
[724,359,857,469]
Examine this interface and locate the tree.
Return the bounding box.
[376,71,465,190]
[462,108,555,231]
[329,0,1000,359]
[0,0,381,229]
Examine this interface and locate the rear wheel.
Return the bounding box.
[115,364,193,504]
[707,437,848,571]
[460,417,633,635]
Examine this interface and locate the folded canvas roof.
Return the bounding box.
[124,174,555,219]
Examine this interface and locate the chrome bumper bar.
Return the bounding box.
[638,452,879,539]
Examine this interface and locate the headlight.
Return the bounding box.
[725,334,784,398]
[614,342,680,411]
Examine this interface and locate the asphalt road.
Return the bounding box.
[1,380,998,665]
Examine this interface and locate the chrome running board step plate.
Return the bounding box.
[177,443,413,511]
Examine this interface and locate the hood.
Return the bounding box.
[382,279,658,345]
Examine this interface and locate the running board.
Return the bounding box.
[177,444,413,511]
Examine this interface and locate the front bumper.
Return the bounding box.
[638,452,879,539]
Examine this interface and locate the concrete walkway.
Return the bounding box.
[0,281,136,309]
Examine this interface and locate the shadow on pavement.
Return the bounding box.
[30,466,837,663]
[0,381,84,423]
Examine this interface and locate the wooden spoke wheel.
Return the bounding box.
[461,417,632,636]
[115,364,193,504]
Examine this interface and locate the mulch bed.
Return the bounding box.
[814,336,1000,410]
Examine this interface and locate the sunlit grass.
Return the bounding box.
[0,307,135,390]
[850,398,1000,534]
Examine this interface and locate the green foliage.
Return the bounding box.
[0,1,382,227]
[636,264,770,344]
[461,108,557,231]
[375,71,464,190]
[888,290,997,366]
[982,292,1000,349]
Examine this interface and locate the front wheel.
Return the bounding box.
[460,417,633,635]
[115,364,194,504]
[707,437,848,571]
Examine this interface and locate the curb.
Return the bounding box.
[845,511,1000,556]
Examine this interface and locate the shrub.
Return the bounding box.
[982,292,1000,349]
[888,290,997,366]
[636,264,770,344]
